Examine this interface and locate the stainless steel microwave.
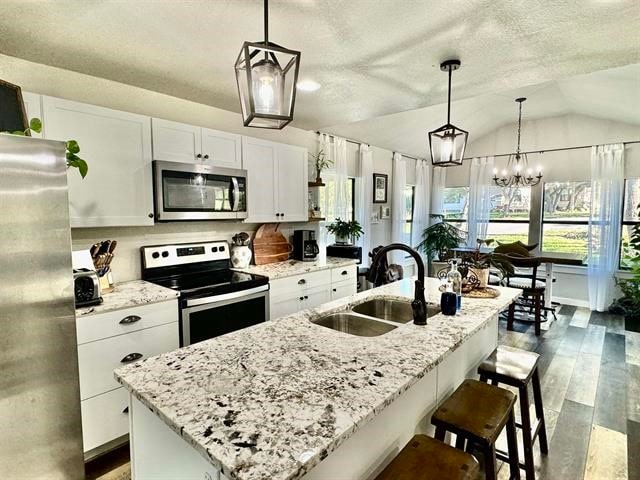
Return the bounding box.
[153,160,248,221]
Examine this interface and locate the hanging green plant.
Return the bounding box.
[1,117,88,178]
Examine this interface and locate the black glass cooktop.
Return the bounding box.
[147,268,268,298]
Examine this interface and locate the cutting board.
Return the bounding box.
[253,224,292,265]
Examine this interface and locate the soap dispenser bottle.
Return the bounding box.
[447,259,462,311]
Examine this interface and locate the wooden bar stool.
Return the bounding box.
[431,379,520,480]
[478,346,549,480]
[375,435,480,480]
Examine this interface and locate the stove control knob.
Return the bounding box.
[152,252,160,259]
[161,251,169,258]
[219,246,225,252]
[211,247,218,252]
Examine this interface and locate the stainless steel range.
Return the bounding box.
[141,241,269,346]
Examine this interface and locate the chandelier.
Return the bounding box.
[493,97,542,187]
[234,0,301,129]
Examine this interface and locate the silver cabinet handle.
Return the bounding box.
[196,153,202,159]
[304,295,308,300]
[203,154,210,160]
[120,352,143,363]
[119,315,141,325]
[122,406,129,414]
[299,296,304,301]
[298,279,306,285]
[341,270,348,275]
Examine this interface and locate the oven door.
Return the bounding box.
[153,160,248,221]
[180,285,269,346]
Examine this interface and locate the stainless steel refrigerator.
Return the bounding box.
[0,135,84,478]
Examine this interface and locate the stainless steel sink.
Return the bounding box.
[352,298,441,324]
[311,313,397,337]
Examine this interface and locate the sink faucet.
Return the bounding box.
[367,243,427,326]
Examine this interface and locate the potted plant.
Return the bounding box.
[417,215,465,276]
[610,201,640,328]
[310,149,332,184]
[327,218,363,245]
[465,247,514,288]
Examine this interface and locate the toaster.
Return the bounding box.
[74,268,102,308]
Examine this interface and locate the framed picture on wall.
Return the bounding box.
[0,79,29,135]
[371,211,380,224]
[380,206,391,219]
[373,173,388,203]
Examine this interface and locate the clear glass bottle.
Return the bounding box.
[447,259,462,311]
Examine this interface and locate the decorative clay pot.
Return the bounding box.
[335,234,352,245]
[469,267,490,288]
[230,245,252,269]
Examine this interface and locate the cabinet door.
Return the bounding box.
[21,92,42,138]
[201,127,242,168]
[276,144,308,221]
[151,118,201,163]
[304,287,331,310]
[331,280,357,301]
[42,96,154,227]
[242,136,278,223]
[270,295,304,320]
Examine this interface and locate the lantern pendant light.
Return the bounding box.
[234,0,301,129]
[492,98,543,188]
[429,59,468,167]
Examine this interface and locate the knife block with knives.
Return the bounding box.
[90,240,117,293]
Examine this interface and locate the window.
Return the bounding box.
[404,185,415,245]
[443,186,469,234]
[542,181,591,260]
[319,175,355,222]
[621,178,640,269]
[486,186,531,245]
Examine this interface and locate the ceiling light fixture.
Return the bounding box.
[429,59,468,167]
[296,80,321,92]
[234,0,301,129]
[493,98,542,187]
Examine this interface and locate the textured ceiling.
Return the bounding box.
[0,0,638,131]
[326,63,640,157]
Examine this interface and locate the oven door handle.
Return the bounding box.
[184,284,269,308]
[230,177,240,212]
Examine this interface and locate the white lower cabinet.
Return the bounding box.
[269,265,357,320]
[76,300,178,455]
[81,387,130,452]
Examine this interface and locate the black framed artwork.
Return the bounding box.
[0,79,29,135]
[373,173,388,203]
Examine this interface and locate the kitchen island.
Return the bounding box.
[115,278,520,480]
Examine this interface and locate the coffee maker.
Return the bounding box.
[293,230,319,262]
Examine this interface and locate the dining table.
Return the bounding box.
[452,247,585,308]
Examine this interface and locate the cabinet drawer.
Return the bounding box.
[81,387,130,452]
[77,322,178,400]
[76,300,178,344]
[270,270,331,298]
[331,264,357,284]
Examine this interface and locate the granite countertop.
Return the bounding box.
[76,280,179,316]
[233,257,358,280]
[115,278,520,480]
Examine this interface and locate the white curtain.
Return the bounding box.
[356,144,373,265]
[391,152,407,265]
[431,166,447,222]
[413,160,431,259]
[588,144,624,311]
[467,156,495,248]
[333,136,349,221]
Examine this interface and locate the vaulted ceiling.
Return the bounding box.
[1,0,638,134]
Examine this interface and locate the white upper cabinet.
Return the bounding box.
[201,127,242,168]
[276,143,308,222]
[21,92,42,138]
[242,136,308,223]
[152,118,241,169]
[42,96,154,227]
[151,118,200,163]
[242,136,278,223]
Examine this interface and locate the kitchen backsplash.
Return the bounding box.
[71,221,311,282]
